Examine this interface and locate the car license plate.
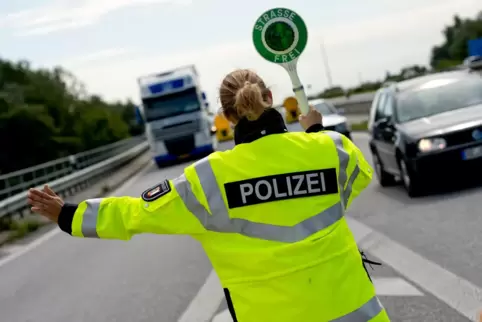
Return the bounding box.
[462,145,482,160]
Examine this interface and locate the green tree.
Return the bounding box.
[0,57,143,174]
[430,12,482,69]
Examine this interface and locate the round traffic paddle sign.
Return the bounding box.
[252,8,308,64]
[252,8,310,115]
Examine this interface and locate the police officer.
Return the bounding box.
[28,69,390,322]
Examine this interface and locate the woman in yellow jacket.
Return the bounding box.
[28,69,390,322]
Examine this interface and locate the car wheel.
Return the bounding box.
[372,151,396,187]
[398,158,424,197]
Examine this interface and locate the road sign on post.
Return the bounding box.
[252,8,310,115]
[468,38,482,57]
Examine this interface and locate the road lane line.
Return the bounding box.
[348,217,482,321]
[211,309,232,322]
[0,161,153,269]
[0,227,61,268]
[177,270,225,322]
[374,277,423,296]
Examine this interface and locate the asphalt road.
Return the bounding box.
[1,125,482,322]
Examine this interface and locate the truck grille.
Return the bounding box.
[165,135,195,156]
[153,120,201,141]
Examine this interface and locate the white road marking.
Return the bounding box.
[211,309,232,322]
[177,270,226,322]
[0,160,153,269]
[0,227,61,268]
[374,277,423,296]
[348,217,482,321]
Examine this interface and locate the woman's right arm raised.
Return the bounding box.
[27,173,207,240]
[298,106,372,208]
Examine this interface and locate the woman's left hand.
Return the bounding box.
[299,105,323,130]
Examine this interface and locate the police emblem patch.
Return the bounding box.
[141,180,171,201]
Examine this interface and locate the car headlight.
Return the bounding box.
[335,122,349,132]
[418,138,446,152]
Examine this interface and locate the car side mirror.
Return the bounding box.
[376,117,390,128]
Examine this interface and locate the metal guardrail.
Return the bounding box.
[0,141,149,219]
[274,91,376,113]
[326,92,376,107]
[0,135,146,201]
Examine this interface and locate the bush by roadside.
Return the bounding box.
[351,120,368,131]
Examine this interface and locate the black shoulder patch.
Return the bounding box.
[224,168,338,209]
[142,180,171,202]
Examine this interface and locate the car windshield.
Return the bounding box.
[396,75,482,123]
[142,88,200,122]
[313,102,336,115]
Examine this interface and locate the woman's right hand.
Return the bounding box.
[27,185,64,223]
[299,106,323,131]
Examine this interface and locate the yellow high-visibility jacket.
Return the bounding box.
[59,130,390,322]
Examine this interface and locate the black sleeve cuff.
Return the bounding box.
[58,203,78,235]
[306,123,324,133]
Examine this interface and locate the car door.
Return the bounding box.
[372,91,388,156]
[372,91,396,172]
[377,94,398,172]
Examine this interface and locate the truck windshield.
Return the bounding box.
[142,88,200,122]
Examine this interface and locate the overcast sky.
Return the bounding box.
[0,0,479,107]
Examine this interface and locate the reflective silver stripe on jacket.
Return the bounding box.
[324,131,360,208]
[81,198,102,238]
[173,131,360,243]
[331,296,384,322]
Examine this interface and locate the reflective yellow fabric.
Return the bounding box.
[185,131,388,321]
[71,193,206,239]
[70,130,389,321]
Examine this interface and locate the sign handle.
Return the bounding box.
[285,64,310,115]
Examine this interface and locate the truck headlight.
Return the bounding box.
[418,138,446,152]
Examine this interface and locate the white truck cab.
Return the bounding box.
[137,65,217,167]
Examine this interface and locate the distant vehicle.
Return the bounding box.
[213,114,234,142]
[309,98,351,139]
[283,96,300,124]
[464,55,482,70]
[368,63,482,197]
[136,65,217,168]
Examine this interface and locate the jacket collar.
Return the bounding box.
[234,108,288,145]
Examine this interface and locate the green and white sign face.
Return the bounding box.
[252,8,310,114]
[253,8,307,63]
